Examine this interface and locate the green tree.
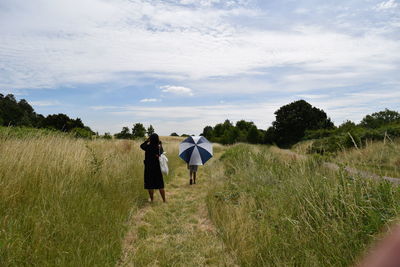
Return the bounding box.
[70,127,93,139]
[221,127,239,145]
[271,100,334,147]
[360,109,400,129]
[170,132,179,136]
[114,126,132,139]
[202,126,213,139]
[338,120,356,132]
[147,125,155,136]
[236,120,255,132]
[264,126,276,144]
[102,132,112,139]
[42,114,87,132]
[132,123,146,138]
[247,126,260,144]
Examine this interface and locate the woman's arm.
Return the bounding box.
[140,139,149,151]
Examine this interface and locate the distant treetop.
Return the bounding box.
[0,93,93,135]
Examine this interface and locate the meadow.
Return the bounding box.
[0,128,180,266]
[206,142,400,266]
[2,126,400,266]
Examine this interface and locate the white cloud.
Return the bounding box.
[294,8,309,14]
[160,85,193,96]
[30,100,60,106]
[0,0,399,92]
[296,94,330,99]
[376,0,398,10]
[140,98,161,102]
[90,105,121,111]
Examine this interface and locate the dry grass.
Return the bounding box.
[332,139,400,177]
[0,131,180,266]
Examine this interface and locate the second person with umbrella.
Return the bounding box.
[179,136,213,185]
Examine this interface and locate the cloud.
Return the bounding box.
[140,98,161,102]
[90,105,121,111]
[160,85,193,96]
[376,0,398,10]
[0,0,399,92]
[30,100,60,106]
[296,94,330,99]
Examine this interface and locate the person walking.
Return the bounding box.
[140,133,166,202]
[187,164,198,185]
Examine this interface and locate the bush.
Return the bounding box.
[308,124,400,154]
[70,127,93,139]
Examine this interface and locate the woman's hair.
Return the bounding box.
[149,133,160,146]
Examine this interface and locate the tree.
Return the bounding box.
[221,127,239,145]
[202,126,213,139]
[236,120,255,132]
[170,132,179,136]
[263,126,276,144]
[360,109,400,129]
[271,100,334,147]
[0,92,93,134]
[70,127,93,139]
[102,132,112,139]
[147,125,155,136]
[132,123,146,138]
[338,120,356,132]
[247,126,260,144]
[114,126,132,139]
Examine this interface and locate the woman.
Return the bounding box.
[140,133,166,202]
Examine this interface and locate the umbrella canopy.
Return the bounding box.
[179,136,213,165]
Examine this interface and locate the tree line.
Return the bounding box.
[111,123,155,140]
[202,100,400,148]
[0,93,94,137]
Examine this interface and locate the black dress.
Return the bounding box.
[140,142,164,189]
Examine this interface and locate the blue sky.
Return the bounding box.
[0,0,399,135]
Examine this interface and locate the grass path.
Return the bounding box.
[117,152,238,267]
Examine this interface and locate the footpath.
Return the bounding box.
[117,154,238,267]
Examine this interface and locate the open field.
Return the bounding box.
[2,127,400,266]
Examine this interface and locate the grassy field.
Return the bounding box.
[293,139,400,177]
[0,129,180,266]
[2,127,400,266]
[206,144,400,266]
[332,140,400,178]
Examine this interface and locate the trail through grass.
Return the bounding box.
[118,148,238,267]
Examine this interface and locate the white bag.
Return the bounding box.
[159,152,169,175]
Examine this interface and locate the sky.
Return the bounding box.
[0,0,399,135]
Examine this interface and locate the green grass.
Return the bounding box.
[118,143,237,267]
[0,132,180,266]
[332,140,400,178]
[0,126,62,139]
[207,144,400,266]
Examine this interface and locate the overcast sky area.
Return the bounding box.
[1,0,399,135]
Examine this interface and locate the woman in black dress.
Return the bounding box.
[140,133,166,202]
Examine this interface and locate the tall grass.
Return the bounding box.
[0,131,180,266]
[207,144,400,266]
[332,140,400,177]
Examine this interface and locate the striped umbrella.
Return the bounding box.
[179,136,213,165]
